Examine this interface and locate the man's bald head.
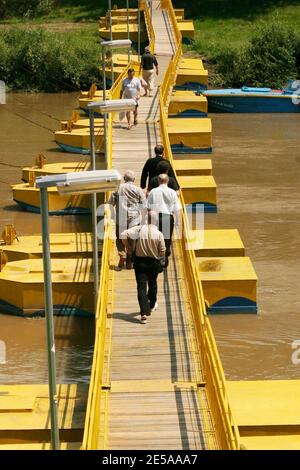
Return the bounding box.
[158,174,169,185]
[124,170,135,182]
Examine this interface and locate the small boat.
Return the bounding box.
[0,257,94,317]
[204,80,300,113]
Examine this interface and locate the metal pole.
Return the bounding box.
[126,0,131,62]
[102,47,108,164]
[108,0,114,85]
[138,0,141,58]
[89,110,100,307]
[40,187,60,451]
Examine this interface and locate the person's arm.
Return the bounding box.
[140,160,149,189]
[136,79,141,101]
[167,164,179,188]
[158,234,166,258]
[120,80,124,99]
[120,225,139,254]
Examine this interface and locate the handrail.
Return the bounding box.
[144,1,156,54]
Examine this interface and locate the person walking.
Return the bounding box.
[121,211,166,324]
[110,170,145,270]
[139,46,159,97]
[147,174,181,268]
[120,68,141,129]
[140,144,177,190]
[148,160,180,193]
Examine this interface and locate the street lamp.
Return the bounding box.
[36,169,121,451]
[126,0,130,62]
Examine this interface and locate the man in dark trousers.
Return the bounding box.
[121,211,165,324]
[139,46,159,97]
[140,144,177,190]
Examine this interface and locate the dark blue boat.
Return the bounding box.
[204,80,300,113]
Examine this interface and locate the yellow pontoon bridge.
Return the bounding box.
[167,118,212,153]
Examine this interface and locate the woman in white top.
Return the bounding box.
[120,68,141,129]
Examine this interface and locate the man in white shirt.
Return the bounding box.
[147,174,181,268]
[121,68,141,129]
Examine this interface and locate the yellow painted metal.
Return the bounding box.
[168,92,208,116]
[177,20,195,41]
[227,380,300,450]
[0,258,94,316]
[0,384,87,447]
[179,57,204,70]
[144,0,156,54]
[177,175,217,206]
[54,127,104,154]
[11,183,99,213]
[22,161,94,182]
[1,232,101,262]
[167,118,212,150]
[174,159,212,176]
[176,68,209,87]
[99,24,147,42]
[196,257,257,308]
[174,9,185,20]
[61,117,104,130]
[188,229,245,257]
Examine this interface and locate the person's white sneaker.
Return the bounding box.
[140,315,148,324]
[150,302,158,313]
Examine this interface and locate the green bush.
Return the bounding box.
[193,18,299,88]
[0,1,56,18]
[0,28,101,91]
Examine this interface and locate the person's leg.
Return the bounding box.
[159,213,173,258]
[134,105,138,125]
[126,111,132,129]
[134,260,151,316]
[147,262,159,310]
[148,70,155,97]
[116,225,126,270]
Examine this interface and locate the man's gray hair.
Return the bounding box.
[148,210,158,226]
[158,173,169,185]
[124,170,135,182]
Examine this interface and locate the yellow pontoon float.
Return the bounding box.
[177,20,195,43]
[11,179,96,215]
[179,58,204,70]
[188,229,245,257]
[177,175,217,212]
[21,157,91,183]
[0,257,94,317]
[167,118,212,153]
[1,228,98,262]
[174,159,212,176]
[99,24,147,43]
[55,127,104,154]
[197,256,258,314]
[175,68,208,92]
[168,91,208,117]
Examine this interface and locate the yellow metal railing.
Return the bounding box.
[158,0,240,451]
[144,1,156,53]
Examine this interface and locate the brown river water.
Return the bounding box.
[0,93,299,383]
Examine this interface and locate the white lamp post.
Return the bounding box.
[36,170,121,451]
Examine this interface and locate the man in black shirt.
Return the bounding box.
[140,145,177,190]
[139,46,159,97]
[148,160,180,193]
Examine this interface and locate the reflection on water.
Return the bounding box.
[0,95,299,383]
[0,93,94,383]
